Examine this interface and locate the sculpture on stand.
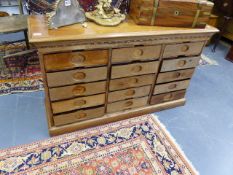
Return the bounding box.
[85,0,126,26]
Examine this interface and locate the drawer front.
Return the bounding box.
[107,96,148,113]
[161,56,200,72]
[53,106,105,126]
[47,67,107,87]
[163,42,205,58]
[108,85,151,102]
[111,61,159,79]
[52,94,105,114]
[110,74,154,91]
[157,69,195,84]
[150,90,186,105]
[44,50,108,71]
[112,45,161,63]
[49,81,106,101]
[154,80,190,95]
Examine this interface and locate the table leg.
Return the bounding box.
[24,30,30,49]
[226,45,233,63]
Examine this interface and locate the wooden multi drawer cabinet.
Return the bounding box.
[28,16,218,136]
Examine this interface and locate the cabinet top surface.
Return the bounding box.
[28,15,218,43]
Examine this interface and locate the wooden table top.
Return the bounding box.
[0,15,28,34]
[28,15,219,43]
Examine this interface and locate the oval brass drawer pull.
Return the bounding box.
[177,60,186,67]
[131,65,143,72]
[76,112,87,119]
[181,45,189,52]
[74,100,86,106]
[73,72,86,80]
[71,54,86,64]
[163,94,173,101]
[168,84,177,90]
[72,86,86,95]
[174,72,181,78]
[125,89,136,96]
[133,49,144,57]
[131,78,139,84]
[125,101,134,107]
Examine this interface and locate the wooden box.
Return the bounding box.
[130,0,214,28]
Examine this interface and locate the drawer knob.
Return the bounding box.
[71,54,86,64]
[125,89,136,96]
[174,72,181,78]
[177,60,186,67]
[72,86,86,95]
[130,78,139,84]
[73,72,86,80]
[181,45,189,52]
[163,94,173,101]
[74,100,86,106]
[125,101,133,107]
[131,65,142,72]
[76,112,87,119]
[133,49,144,57]
[168,84,177,90]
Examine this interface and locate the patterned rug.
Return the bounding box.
[0,114,198,175]
[199,54,219,66]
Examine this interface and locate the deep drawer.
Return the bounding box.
[163,42,205,58]
[52,94,105,114]
[150,90,186,105]
[161,56,200,72]
[157,69,195,84]
[49,81,106,101]
[154,80,190,95]
[47,67,107,87]
[109,74,154,91]
[108,85,151,102]
[111,61,159,79]
[112,45,161,63]
[107,96,148,113]
[44,50,108,71]
[53,106,105,126]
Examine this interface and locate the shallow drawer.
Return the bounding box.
[49,81,106,101]
[150,90,186,105]
[161,56,200,72]
[47,67,107,87]
[154,80,190,95]
[111,61,159,79]
[53,106,105,126]
[163,42,205,58]
[52,94,105,114]
[44,50,108,71]
[107,96,148,113]
[157,69,195,84]
[112,45,161,63]
[110,74,154,91]
[108,85,151,102]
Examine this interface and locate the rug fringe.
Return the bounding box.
[151,114,200,175]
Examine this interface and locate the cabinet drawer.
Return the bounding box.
[49,81,106,101]
[161,56,200,72]
[47,67,107,87]
[108,85,151,102]
[52,94,105,114]
[53,106,105,126]
[112,45,161,63]
[110,74,154,91]
[107,96,148,113]
[163,42,205,58]
[44,50,108,71]
[154,80,190,95]
[150,90,186,105]
[111,61,159,79]
[157,69,195,84]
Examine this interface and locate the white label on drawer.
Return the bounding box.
[65,0,71,6]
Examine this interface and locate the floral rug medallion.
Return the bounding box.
[0,114,198,175]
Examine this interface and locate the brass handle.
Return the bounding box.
[71,54,86,64]
[131,65,142,72]
[133,49,144,57]
[76,112,87,119]
[74,100,86,106]
[177,60,186,67]
[125,89,136,96]
[163,94,173,101]
[168,84,177,90]
[181,45,189,52]
[131,78,139,84]
[125,101,133,107]
[174,72,181,78]
[73,72,86,80]
[72,86,86,95]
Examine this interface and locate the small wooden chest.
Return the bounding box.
[130,0,214,28]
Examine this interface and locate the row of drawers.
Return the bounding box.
[44,41,204,72]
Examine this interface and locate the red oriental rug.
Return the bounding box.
[0,114,198,175]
